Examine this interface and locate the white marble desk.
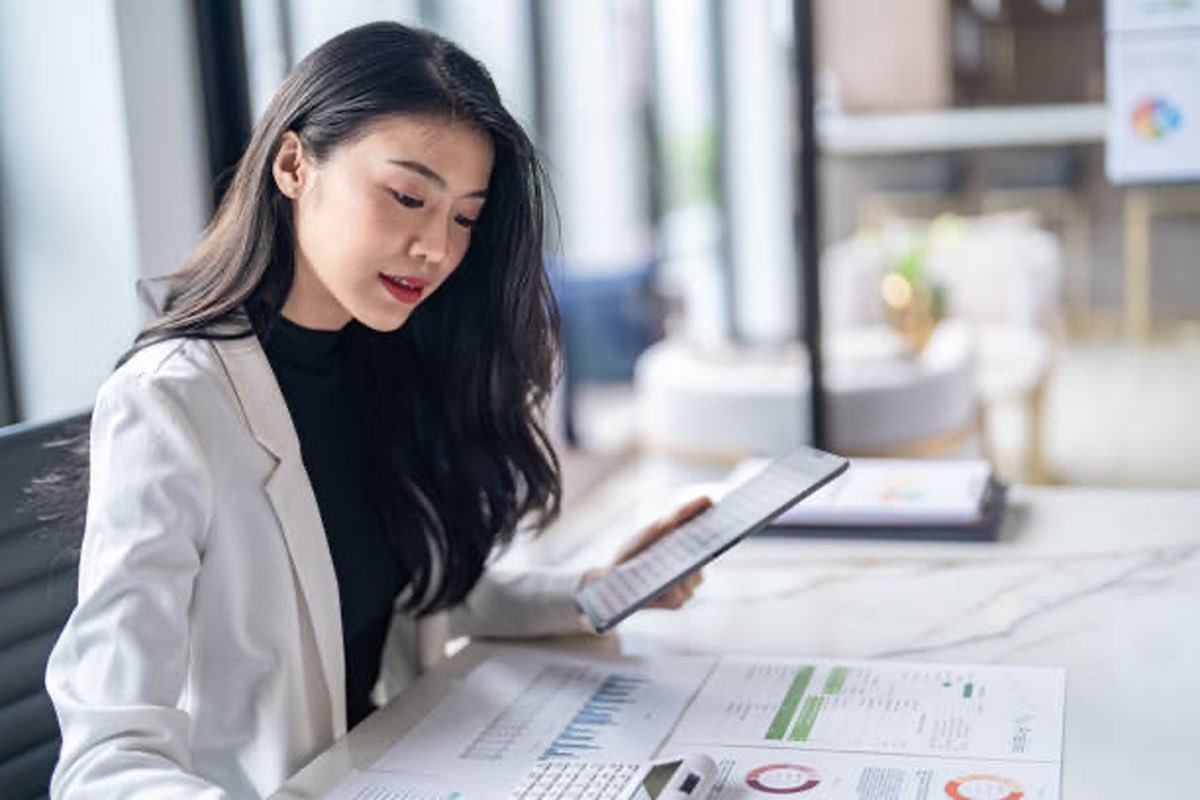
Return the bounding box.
[275,485,1200,798]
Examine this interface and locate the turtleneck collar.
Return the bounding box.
[261,314,348,372]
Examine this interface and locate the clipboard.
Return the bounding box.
[760,480,1009,542]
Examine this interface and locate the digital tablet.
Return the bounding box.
[575,448,850,633]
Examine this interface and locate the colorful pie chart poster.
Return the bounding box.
[701,747,1060,799]
[1107,0,1200,34]
[1106,27,1200,183]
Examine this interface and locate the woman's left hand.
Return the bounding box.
[580,495,714,610]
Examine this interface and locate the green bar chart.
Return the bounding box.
[789,696,825,741]
[764,666,815,739]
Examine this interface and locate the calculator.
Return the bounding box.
[508,754,717,800]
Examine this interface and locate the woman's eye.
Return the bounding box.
[390,190,424,209]
[454,214,478,230]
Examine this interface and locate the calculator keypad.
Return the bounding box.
[510,760,641,799]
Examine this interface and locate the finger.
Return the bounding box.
[612,519,670,563]
[616,497,714,563]
[670,572,699,596]
[666,496,714,528]
[648,587,676,609]
[653,587,687,609]
[653,580,697,609]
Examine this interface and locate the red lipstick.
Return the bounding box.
[380,274,427,305]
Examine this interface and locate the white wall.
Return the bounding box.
[286,0,420,64]
[0,0,208,422]
[543,0,653,272]
[114,0,210,284]
[432,0,536,131]
[653,0,727,344]
[242,0,293,123]
[722,0,799,345]
[0,2,140,421]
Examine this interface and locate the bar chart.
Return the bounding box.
[540,673,649,759]
[373,648,714,783]
[456,665,669,763]
[669,656,1065,762]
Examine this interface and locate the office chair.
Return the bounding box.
[0,413,88,798]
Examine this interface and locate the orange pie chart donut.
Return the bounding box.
[944,774,1024,800]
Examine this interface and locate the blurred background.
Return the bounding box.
[2,0,1199,505]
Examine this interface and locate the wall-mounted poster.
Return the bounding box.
[1106,26,1200,183]
[1106,0,1200,33]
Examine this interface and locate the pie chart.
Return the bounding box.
[1132,96,1183,141]
[745,763,821,794]
[944,773,1024,800]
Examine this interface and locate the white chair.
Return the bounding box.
[633,321,980,463]
[821,215,1063,481]
[823,214,1062,331]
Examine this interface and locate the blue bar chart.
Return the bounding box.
[373,649,713,784]
[540,673,649,759]
[458,665,593,762]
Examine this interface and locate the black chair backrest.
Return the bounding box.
[0,413,89,799]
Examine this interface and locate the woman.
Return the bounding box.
[45,21,707,798]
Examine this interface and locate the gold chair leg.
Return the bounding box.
[1123,190,1152,343]
[1024,378,1049,485]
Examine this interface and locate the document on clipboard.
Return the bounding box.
[575,448,849,633]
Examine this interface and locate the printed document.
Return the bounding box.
[665,656,1064,799]
[327,645,1064,799]
[322,768,487,800]
[697,746,1061,799]
[667,656,1064,761]
[370,647,716,785]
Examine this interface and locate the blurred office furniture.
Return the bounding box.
[0,413,87,798]
[1121,186,1200,342]
[979,147,1093,329]
[822,103,1104,244]
[828,322,979,457]
[823,215,1060,481]
[818,1,1103,113]
[554,262,665,446]
[823,104,1103,340]
[818,103,1107,156]
[857,155,970,230]
[974,325,1052,482]
[951,0,1105,108]
[824,215,1061,330]
[633,320,979,464]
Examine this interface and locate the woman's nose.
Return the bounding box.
[410,213,449,265]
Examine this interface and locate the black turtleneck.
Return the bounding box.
[261,316,406,728]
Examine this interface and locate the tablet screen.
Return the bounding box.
[575,448,849,633]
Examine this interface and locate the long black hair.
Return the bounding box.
[47,22,562,614]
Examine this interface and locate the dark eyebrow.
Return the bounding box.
[387,159,487,199]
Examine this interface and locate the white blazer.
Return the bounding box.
[45,334,592,799]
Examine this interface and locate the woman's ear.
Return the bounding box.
[272,131,308,199]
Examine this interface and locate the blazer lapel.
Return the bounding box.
[212,336,347,737]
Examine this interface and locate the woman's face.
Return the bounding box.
[273,114,494,331]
